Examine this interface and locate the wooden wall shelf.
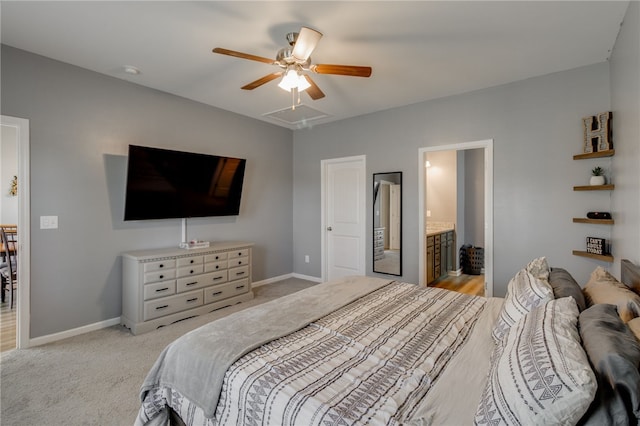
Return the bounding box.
[573,218,614,225]
[573,250,613,262]
[573,150,615,160]
[574,184,615,191]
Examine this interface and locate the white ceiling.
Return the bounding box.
[1,1,629,129]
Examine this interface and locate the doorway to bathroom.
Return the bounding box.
[418,140,493,297]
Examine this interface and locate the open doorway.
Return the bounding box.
[1,115,30,350]
[418,140,493,297]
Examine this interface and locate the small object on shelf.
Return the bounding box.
[586,237,606,255]
[589,166,606,185]
[586,211,612,220]
[582,111,612,153]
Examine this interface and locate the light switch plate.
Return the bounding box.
[40,215,58,229]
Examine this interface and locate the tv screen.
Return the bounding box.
[124,145,246,221]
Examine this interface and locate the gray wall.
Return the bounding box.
[610,1,640,274]
[425,150,457,223]
[1,46,294,338]
[293,62,615,295]
[464,148,485,247]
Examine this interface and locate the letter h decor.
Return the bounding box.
[582,112,612,153]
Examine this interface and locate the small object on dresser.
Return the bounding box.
[587,212,612,220]
[179,240,210,249]
[586,237,606,255]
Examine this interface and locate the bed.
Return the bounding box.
[137,258,640,426]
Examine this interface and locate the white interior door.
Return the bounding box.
[322,156,366,281]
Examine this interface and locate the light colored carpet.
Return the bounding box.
[0,277,316,425]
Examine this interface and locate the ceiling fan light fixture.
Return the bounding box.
[278,68,310,92]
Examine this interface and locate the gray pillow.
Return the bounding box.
[578,303,640,425]
[550,267,587,312]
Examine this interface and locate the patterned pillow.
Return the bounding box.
[475,297,597,426]
[491,268,554,343]
[526,256,550,282]
[583,266,640,322]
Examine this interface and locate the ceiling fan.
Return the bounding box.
[213,27,372,103]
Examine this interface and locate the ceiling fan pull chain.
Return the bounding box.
[291,88,296,110]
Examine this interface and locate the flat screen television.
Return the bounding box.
[123,145,246,221]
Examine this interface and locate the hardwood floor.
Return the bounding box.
[0,300,16,352]
[430,273,485,297]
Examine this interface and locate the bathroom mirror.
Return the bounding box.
[373,172,402,276]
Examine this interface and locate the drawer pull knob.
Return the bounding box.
[212,291,223,296]
[236,271,245,276]
[215,265,219,269]
[238,252,242,256]
[187,297,198,303]
[156,287,169,292]
[190,260,194,264]
[156,305,169,310]
[238,261,242,265]
[236,285,245,290]
[215,256,219,260]
[159,264,164,268]
[159,275,164,279]
[186,281,197,286]
[190,270,194,274]
[213,277,223,281]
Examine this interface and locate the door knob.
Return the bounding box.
[327,226,332,231]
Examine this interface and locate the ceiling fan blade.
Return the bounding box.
[292,27,323,62]
[311,64,372,78]
[241,72,283,90]
[212,47,275,65]
[303,75,325,100]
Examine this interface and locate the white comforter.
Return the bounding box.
[139,280,502,425]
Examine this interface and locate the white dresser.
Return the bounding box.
[121,241,254,335]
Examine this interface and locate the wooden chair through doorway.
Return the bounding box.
[0,226,18,309]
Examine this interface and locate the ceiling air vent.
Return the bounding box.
[263,104,330,127]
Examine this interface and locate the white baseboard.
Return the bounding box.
[28,273,324,346]
[291,273,323,283]
[448,269,463,277]
[253,273,323,287]
[252,273,293,287]
[29,317,121,348]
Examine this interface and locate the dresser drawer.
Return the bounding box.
[228,256,249,268]
[204,279,250,304]
[144,269,177,284]
[204,270,228,287]
[143,259,176,273]
[228,265,249,281]
[229,249,250,259]
[205,252,228,263]
[144,280,176,300]
[143,289,203,321]
[177,256,203,267]
[177,264,204,278]
[204,260,228,273]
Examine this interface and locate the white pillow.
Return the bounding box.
[492,268,554,343]
[525,256,550,282]
[475,297,596,425]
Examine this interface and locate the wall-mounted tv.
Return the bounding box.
[124,145,246,221]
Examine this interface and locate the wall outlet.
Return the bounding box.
[304,255,310,263]
[40,215,58,229]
